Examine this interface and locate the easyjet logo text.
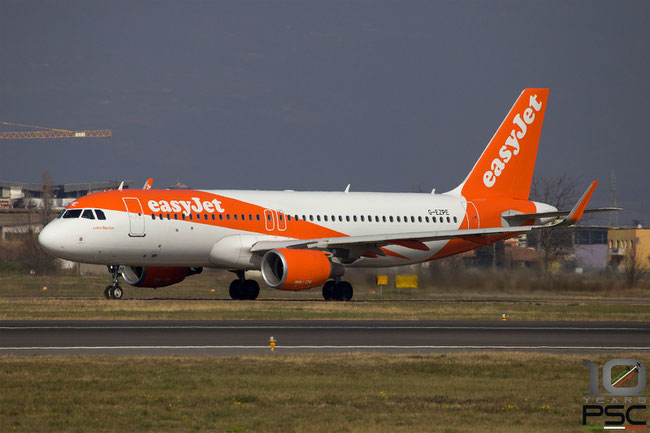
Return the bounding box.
[148,198,225,215]
[483,94,543,188]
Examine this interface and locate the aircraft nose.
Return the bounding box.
[38,223,65,255]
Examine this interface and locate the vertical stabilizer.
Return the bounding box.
[450,89,549,200]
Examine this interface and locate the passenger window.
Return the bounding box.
[211,214,215,220]
[159,213,163,219]
[432,217,436,223]
[332,215,336,221]
[95,209,106,220]
[182,214,186,220]
[346,216,350,222]
[219,214,224,220]
[360,215,365,222]
[197,214,201,220]
[323,215,328,222]
[316,215,320,222]
[152,214,156,220]
[382,216,387,223]
[63,209,82,219]
[411,216,415,223]
[226,214,230,221]
[167,214,171,220]
[353,216,357,222]
[174,214,178,220]
[368,215,372,222]
[256,214,260,221]
[280,214,284,221]
[338,216,343,222]
[241,214,245,220]
[418,216,422,223]
[287,215,292,222]
[267,214,271,221]
[389,216,394,223]
[425,216,429,223]
[397,216,401,222]
[249,214,253,221]
[375,216,379,222]
[447,217,451,223]
[234,214,238,221]
[309,215,314,221]
[189,214,193,221]
[205,214,209,220]
[82,209,95,220]
[453,216,457,223]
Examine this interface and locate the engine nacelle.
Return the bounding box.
[260,248,344,291]
[121,266,202,288]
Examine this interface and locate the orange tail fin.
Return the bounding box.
[451,89,549,200]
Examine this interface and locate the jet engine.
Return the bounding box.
[121,266,202,288]
[260,248,344,291]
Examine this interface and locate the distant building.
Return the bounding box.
[607,227,650,270]
[0,180,131,210]
[572,226,609,270]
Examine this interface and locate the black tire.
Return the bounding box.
[111,286,123,300]
[104,286,113,299]
[243,280,260,300]
[229,280,243,300]
[322,280,335,301]
[333,281,353,301]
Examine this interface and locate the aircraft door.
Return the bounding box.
[277,210,287,231]
[122,197,146,237]
[263,209,275,231]
[464,201,480,229]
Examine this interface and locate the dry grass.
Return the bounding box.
[1,297,649,321]
[0,352,644,433]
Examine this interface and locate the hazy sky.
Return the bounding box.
[1,1,648,224]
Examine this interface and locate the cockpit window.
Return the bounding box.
[62,209,82,219]
[56,210,66,218]
[95,209,106,220]
[81,209,95,220]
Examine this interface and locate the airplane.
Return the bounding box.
[38,88,617,300]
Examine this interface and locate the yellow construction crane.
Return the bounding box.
[0,121,111,139]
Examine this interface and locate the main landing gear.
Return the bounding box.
[104,265,124,300]
[322,280,353,301]
[228,270,260,300]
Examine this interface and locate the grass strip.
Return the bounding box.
[1,297,650,321]
[1,352,644,433]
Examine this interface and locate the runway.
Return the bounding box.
[1,320,649,355]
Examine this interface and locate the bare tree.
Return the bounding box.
[528,174,579,274]
[41,171,55,225]
[624,238,648,288]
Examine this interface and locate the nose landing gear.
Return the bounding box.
[104,265,124,300]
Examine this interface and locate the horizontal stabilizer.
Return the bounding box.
[503,207,622,223]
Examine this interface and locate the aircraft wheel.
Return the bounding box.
[322,280,335,301]
[229,280,244,300]
[243,280,260,300]
[111,285,123,300]
[333,281,353,301]
[104,286,113,299]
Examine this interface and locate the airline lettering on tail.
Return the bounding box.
[147,198,225,215]
[483,94,543,188]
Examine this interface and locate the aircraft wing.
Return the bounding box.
[250,181,607,256]
[250,225,539,255]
